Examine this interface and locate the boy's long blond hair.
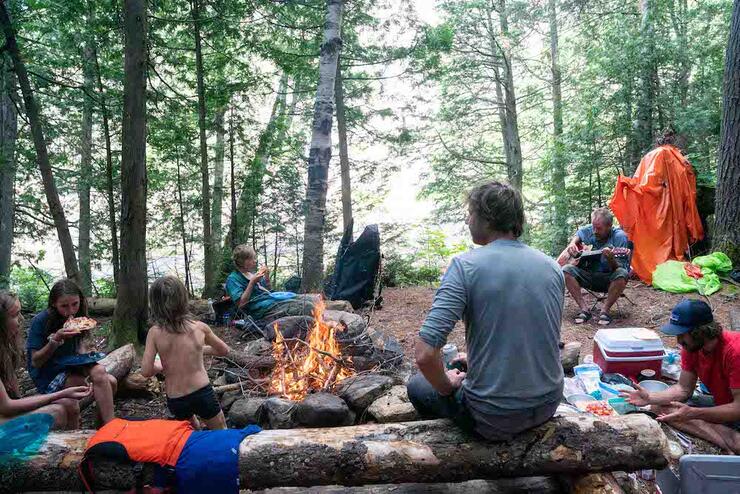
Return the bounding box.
[0,291,22,398]
[148,276,194,334]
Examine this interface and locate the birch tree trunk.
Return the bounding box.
[335,58,352,232]
[714,0,740,266]
[549,0,568,254]
[229,73,289,248]
[0,46,16,289]
[191,0,213,298]
[111,0,148,347]
[0,0,80,283]
[301,0,344,292]
[78,37,96,296]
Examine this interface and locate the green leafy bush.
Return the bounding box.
[10,266,52,312]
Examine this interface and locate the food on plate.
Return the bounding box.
[63,317,97,334]
[584,401,615,417]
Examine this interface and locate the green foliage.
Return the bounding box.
[93,277,117,299]
[9,266,51,312]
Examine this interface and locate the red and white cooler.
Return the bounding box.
[593,327,666,378]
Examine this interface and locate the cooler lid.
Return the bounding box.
[594,327,664,352]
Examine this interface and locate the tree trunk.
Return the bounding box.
[111,0,148,348]
[335,59,352,232]
[246,478,563,494]
[78,37,96,297]
[228,102,237,250]
[211,104,226,285]
[634,0,656,172]
[549,0,568,255]
[487,3,522,191]
[0,46,16,289]
[93,43,120,291]
[0,0,80,283]
[0,415,668,492]
[230,73,288,248]
[176,154,192,295]
[714,0,740,266]
[191,0,213,299]
[301,0,344,292]
[87,297,212,317]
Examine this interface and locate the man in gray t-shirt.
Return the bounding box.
[407,181,564,441]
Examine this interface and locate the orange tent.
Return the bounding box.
[609,145,704,284]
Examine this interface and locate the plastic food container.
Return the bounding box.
[639,380,669,392]
[593,328,665,378]
[566,393,597,406]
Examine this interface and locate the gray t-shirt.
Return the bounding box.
[419,239,565,415]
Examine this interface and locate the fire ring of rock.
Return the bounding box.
[217,303,417,429]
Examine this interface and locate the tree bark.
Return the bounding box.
[487,2,522,192]
[335,58,352,232]
[246,478,563,494]
[211,104,226,287]
[78,35,96,297]
[229,73,288,248]
[228,102,237,250]
[191,0,213,299]
[714,0,740,266]
[93,40,120,292]
[301,0,344,292]
[111,0,148,348]
[549,0,568,255]
[87,297,213,317]
[0,44,16,289]
[78,344,135,411]
[0,415,668,492]
[0,0,80,283]
[176,154,192,295]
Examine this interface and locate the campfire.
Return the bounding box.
[269,300,355,400]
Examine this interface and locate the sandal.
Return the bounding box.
[597,313,612,326]
[574,311,592,324]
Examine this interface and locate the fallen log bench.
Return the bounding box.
[1,414,667,492]
[79,343,135,411]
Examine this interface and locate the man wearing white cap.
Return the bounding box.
[622,299,740,453]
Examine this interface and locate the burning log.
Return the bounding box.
[1,415,668,492]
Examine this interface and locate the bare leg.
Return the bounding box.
[564,272,588,311]
[89,364,115,424]
[189,415,202,430]
[654,404,738,453]
[601,278,627,315]
[201,410,227,430]
[53,398,80,429]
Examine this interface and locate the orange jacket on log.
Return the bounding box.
[609,145,703,284]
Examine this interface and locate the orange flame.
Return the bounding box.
[269,300,354,400]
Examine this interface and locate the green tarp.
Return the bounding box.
[652,252,732,296]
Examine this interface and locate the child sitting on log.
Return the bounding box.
[142,276,231,430]
[0,290,91,429]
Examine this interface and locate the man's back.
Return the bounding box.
[151,321,211,398]
[420,239,564,415]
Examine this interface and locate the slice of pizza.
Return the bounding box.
[63,316,98,334]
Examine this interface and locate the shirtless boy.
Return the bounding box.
[141,276,231,429]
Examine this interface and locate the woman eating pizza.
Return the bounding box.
[26,279,117,424]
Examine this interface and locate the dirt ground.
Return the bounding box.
[373,282,738,359]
